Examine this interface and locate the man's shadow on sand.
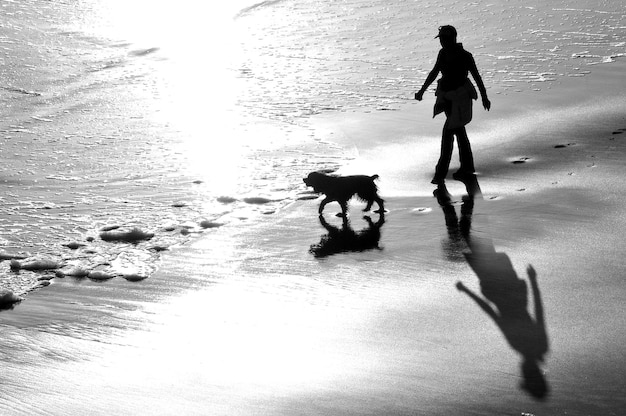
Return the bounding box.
[309,214,385,258]
[435,176,549,400]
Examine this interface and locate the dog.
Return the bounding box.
[303,171,385,217]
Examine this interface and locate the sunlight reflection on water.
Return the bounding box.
[81,0,252,178]
[104,280,365,401]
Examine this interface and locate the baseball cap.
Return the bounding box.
[435,25,457,39]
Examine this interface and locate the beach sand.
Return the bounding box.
[1,62,625,415]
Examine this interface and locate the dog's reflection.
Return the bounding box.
[309,214,385,258]
[435,177,549,399]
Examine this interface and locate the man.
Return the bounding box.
[415,25,491,184]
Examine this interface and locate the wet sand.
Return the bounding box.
[1,190,625,415]
[1,65,626,415]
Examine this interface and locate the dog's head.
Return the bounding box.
[303,171,329,193]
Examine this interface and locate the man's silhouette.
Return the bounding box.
[415,25,491,184]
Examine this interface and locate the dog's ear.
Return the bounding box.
[307,172,323,182]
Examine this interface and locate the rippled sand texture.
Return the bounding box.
[1,0,625,414]
[234,0,625,120]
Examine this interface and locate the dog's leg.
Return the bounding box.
[339,201,350,227]
[339,200,349,218]
[318,198,330,214]
[363,200,373,212]
[374,197,385,214]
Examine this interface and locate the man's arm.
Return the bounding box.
[415,52,441,101]
[527,266,545,327]
[415,67,439,100]
[456,282,499,322]
[468,57,491,111]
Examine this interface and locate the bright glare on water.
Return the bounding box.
[79,0,250,173]
[0,0,326,294]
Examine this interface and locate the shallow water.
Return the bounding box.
[1,2,625,414]
[0,0,624,296]
[3,187,625,415]
[0,0,345,295]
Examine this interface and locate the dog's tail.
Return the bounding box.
[371,174,380,181]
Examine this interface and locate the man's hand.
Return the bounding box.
[415,90,424,101]
[482,97,491,111]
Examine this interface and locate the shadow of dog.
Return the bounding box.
[309,215,385,258]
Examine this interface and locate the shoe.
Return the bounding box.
[433,188,452,204]
[452,170,474,181]
[431,176,444,185]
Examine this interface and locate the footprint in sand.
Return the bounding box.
[217,196,238,204]
[554,142,576,148]
[609,129,626,139]
[510,157,531,164]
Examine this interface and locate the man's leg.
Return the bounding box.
[433,123,455,182]
[455,127,475,174]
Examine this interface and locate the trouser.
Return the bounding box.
[434,120,475,179]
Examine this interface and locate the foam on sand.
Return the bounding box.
[0,289,22,309]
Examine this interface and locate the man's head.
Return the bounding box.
[436,25,457,48]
